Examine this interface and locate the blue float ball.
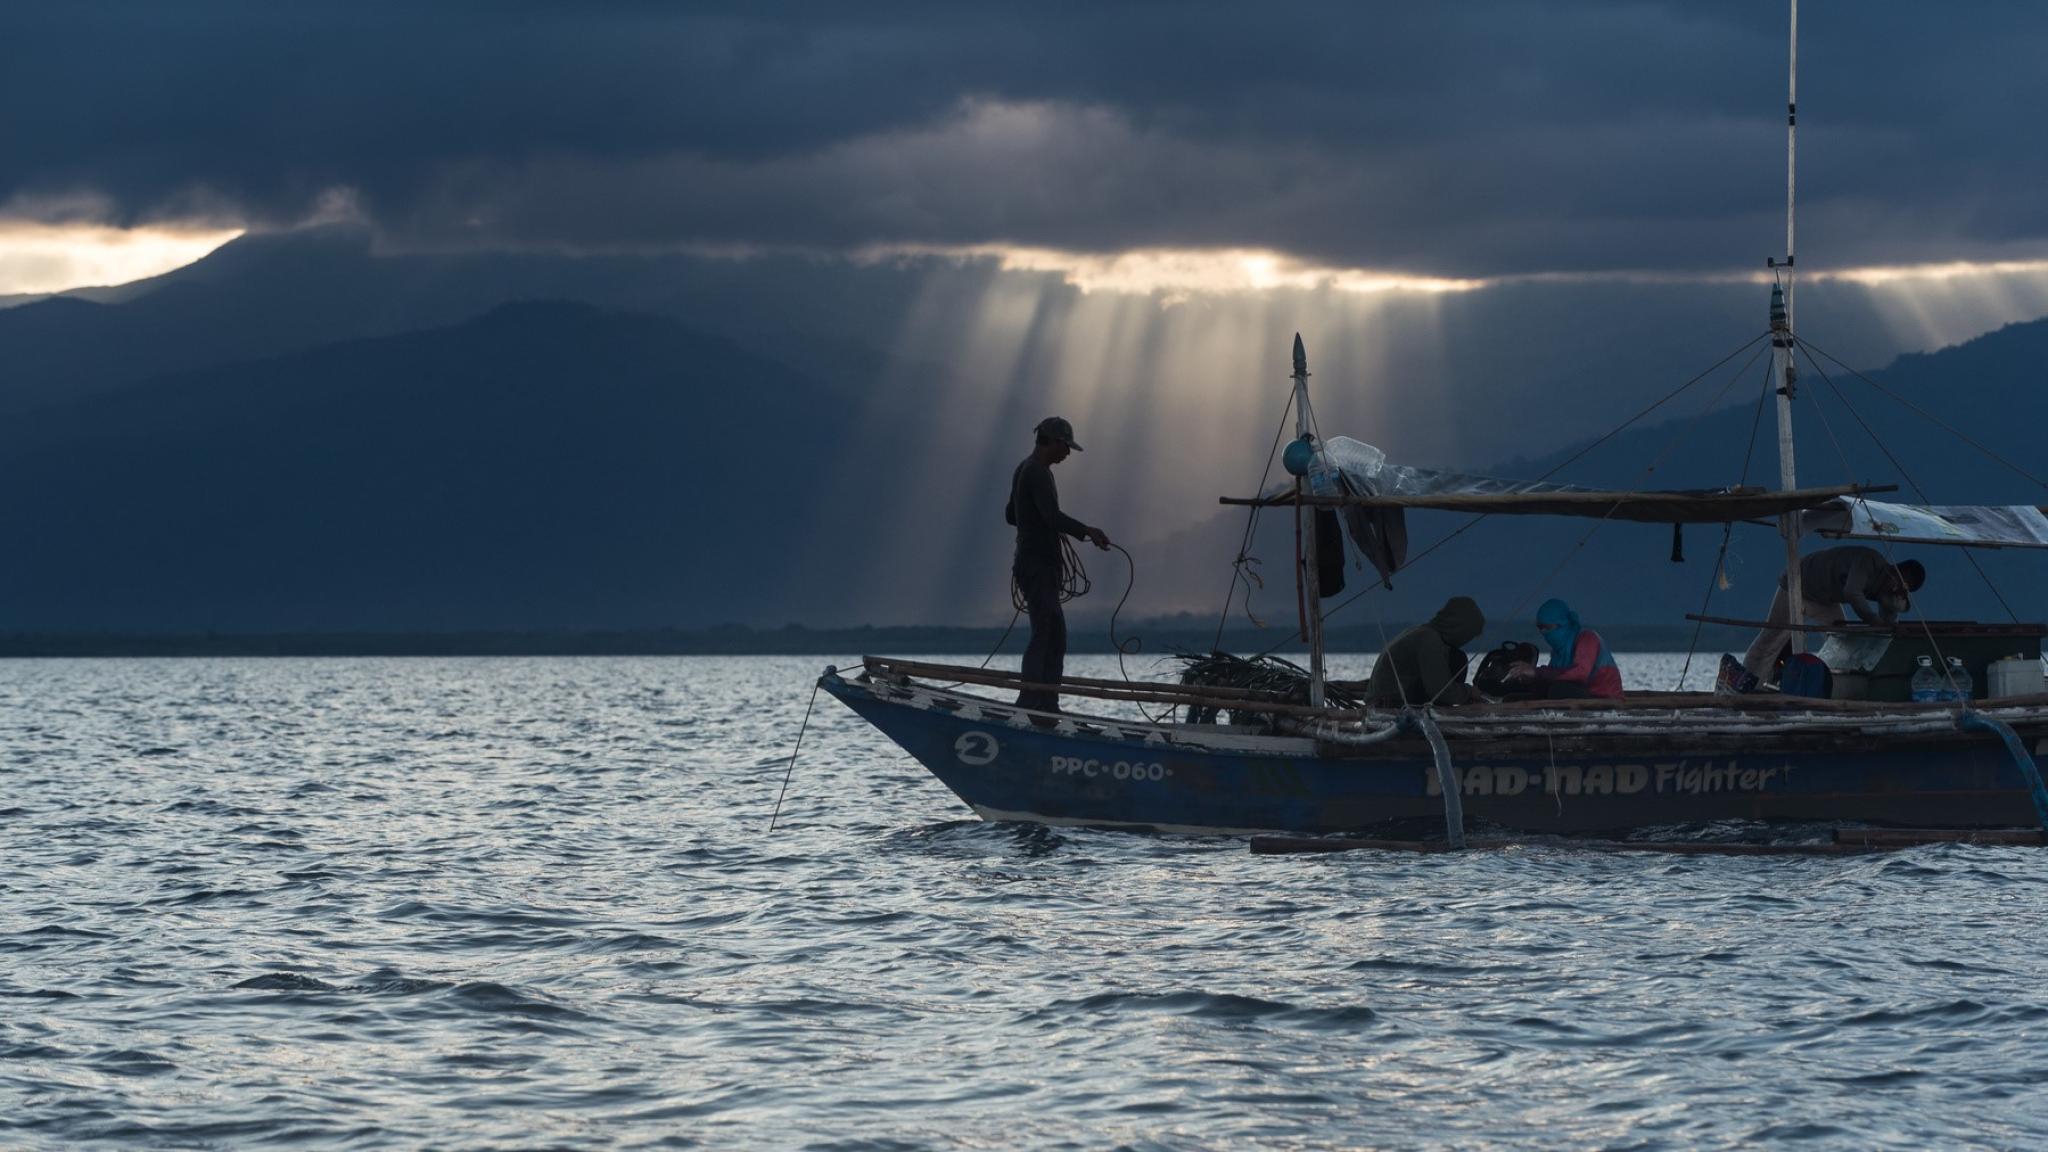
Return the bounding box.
[1282,437,1315,477]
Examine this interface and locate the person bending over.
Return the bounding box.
[1740,546,1924,682]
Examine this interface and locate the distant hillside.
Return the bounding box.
[0,225,946,415]
[0,301,899,631]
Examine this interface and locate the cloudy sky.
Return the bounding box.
[4,1,2048,628]
[7,0,2048,294]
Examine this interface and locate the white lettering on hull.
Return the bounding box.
[1425,761,1788,797]
[1047,756,1173,782]
[954,731,999,765]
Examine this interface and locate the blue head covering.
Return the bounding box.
[1536,598,1580,664]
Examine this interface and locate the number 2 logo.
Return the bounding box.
[954,731,999,765]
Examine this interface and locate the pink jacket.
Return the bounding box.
[1538,631,1624,698]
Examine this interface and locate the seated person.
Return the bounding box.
[1507,598,1623,700]
[1365,596,1484,707]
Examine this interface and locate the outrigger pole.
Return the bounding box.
[1771,0,1806,650]
[1293,333,1328,708]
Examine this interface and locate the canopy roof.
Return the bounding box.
[1807,499,2048,550]
[1225,435,2024,588]
[1224,483,1885,524]
[1229,437,1892,524]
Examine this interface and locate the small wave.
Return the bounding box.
[163,887,261,906]
[234,972,342,992]
[582,932,683,953]
[444,981,590,1020]
[355,970,452,996]
[1345,956,1499,976]
[1,924,113,952]
[89,1048,177,1076]
[162,799,262,817]
[1506,1015,1585,1033]
[0,1042,73,1059]
[1819,1069,1927,1086]
[233,969,453,997]
[1745,1122,1849,1141]
[1044,990,1302,1023]
[1842,999,1988,1027]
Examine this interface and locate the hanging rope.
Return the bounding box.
[1212,390,1298,650]
[1010,535,1092,611]
[1678,354,1778,688]
[1104,542,1175,725]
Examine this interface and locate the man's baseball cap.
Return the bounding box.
[1035,416,1083,451]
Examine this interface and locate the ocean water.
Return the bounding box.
[3,654,2045,1150]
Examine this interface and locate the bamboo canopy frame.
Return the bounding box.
[1221,483,1895,524]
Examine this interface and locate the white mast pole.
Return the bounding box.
[1773,0,1806,653]
[1292,333,1327,707]
[1786,0,1797,326]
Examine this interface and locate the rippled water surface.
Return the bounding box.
[3,654,2046,1150]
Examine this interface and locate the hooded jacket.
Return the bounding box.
[1365,596,1486,707]
[1532,598,1623,698]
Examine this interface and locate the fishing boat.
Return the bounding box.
[817,1,2048,843]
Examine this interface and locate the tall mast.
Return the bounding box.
[1772,0,1806,650]
[1292,333,1327,707]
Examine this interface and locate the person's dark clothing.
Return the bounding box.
[1365,596,1486,707]
[1014,557,1066,712]
[1007,456,1092,566]
[1006,454,1093,711]
[1794,545,1904,625]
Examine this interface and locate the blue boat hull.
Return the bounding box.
[824,672,2048,835]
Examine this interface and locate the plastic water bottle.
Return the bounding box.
[1910,656,1942,703]
[1945,657,1974,703]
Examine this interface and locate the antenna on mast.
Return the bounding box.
[1770,0,1808,652]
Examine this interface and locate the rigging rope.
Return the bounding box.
[1501,336,1776,625]
[1212,390,1298,650]
[1275,330,1776,655]
[1677,353,1777,689]
[1799,338,2048,493]
[1795,344,2022,630]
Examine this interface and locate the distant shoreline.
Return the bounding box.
[0,622,1753,658]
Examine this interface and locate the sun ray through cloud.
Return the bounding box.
[0,220,244,296]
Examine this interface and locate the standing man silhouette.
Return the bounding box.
[1005,417,1111,712]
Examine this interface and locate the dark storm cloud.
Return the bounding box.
[6,1,2047,276]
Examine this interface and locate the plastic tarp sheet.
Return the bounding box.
[1262,437,1867,588]
[1808,500,2048,549]
[1270,437,1604,588]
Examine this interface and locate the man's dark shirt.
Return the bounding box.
[1795,545,1900,625]
[1007,455,1091,565]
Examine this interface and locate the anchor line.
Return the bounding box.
[768,678,823,833]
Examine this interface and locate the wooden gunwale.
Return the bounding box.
[859,655,2048,719]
